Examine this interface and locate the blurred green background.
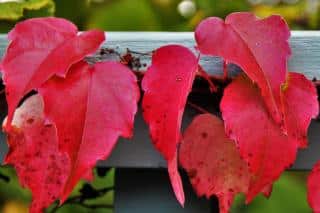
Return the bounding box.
[0,0,320,32]
[0,0,318,212]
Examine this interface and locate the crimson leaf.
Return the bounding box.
[39,60,139,202]
[308,161,320,212]
[3,95,70,213]
[280,72,319,148]
[195,12,291,125]
[221,74,298,202]
[142,45,199,205]
[179,113,251,213]
[1,17,105,125]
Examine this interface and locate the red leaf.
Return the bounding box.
[195,12,291,124]
[281,72,319,148]
[4,95,70,213]
[261,184,273,198]
[307,161,320,212]
[220,75,298,202]
[1,17,105,125]
[168,150,185,206]
[179,114,251,213]
[39,61,139,201]
[142,45,199,205]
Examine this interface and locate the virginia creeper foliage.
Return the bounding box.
[280,72,319,148]
[180,114,274,213]
[221,74,299,202]
[39,60,139,201]
[4,95,70,212]
[142,45,198,205]
[1,17,105,126]
[179,113,251,212]
[0,12,319,213]
[195,12,291,125]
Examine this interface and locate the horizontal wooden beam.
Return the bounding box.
[1,31,320,78]
[106,31,320,79]
[0,32,319,169]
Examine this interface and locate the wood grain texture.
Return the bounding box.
[0,32,319,169]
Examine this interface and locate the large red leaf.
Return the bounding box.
[179,113,251,213]
[280,72,319,148]
[195,12,291,124]
[39,61,139,202]
[221,75,298,202]
[142,45,199,205]
[3,95,70,213]
[1,17,105,125]
[307,161,320,212]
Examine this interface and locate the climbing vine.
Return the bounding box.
[1,12,320,213]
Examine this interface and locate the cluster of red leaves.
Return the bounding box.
[1,18,140,212]
[188,13,319,212]
[0,13,319,213]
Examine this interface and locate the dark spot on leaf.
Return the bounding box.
[27,118,34,124]
[188,169,197,178]
[201,132,208,139]
[35,151,41,157]
[198,161,205,167]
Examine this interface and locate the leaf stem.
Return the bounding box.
[223,60,228,80]
[197,65,218,92]
[187,101,209,114]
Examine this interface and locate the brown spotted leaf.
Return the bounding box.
[221,75,298,202]
[179,113,251,213]
[3,95,70,213]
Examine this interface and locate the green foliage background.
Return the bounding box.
[0,0,317,212]
[1,0,320,32]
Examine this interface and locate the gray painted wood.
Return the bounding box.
[0,31,320,78]
[0,32,319,170]
[104,111,320,170]
[100,31,320,79]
